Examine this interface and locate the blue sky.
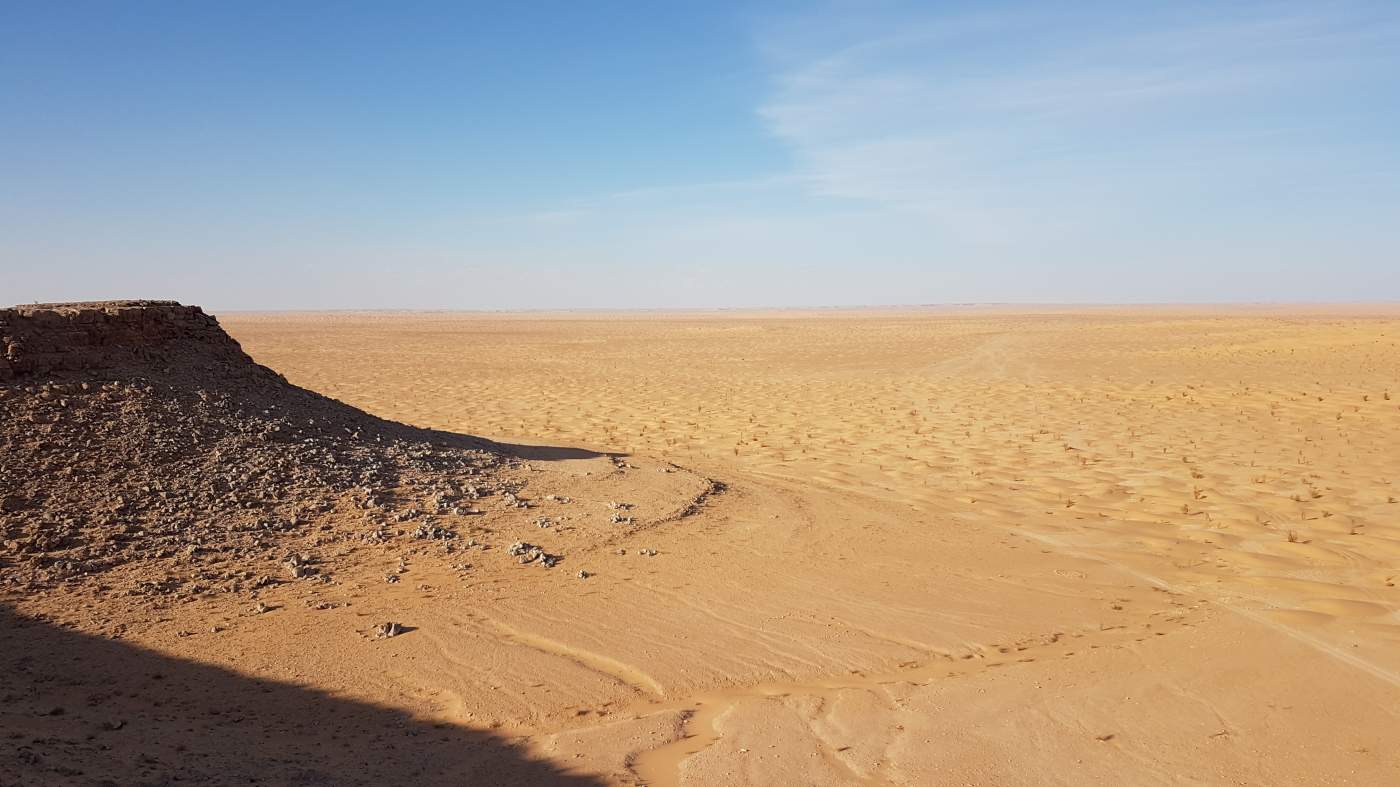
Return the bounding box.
[3,1,1398,309]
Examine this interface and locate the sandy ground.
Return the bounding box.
[12,307,1400,785]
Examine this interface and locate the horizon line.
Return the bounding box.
[207,300,1400,316]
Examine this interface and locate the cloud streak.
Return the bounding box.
[753,1,1400,236]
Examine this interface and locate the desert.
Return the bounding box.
[8,3,1400,784]
[4,302,1398,785]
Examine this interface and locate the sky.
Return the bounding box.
[3,1,1398,309]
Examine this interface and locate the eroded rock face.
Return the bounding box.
[0,301,256,381]
[0,301,509,598]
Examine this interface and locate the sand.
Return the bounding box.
[9,306,1400,785]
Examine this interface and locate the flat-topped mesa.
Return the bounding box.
[0,300,261,381]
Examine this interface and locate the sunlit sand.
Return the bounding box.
[203,306,1400,784]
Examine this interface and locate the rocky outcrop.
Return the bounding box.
[0,301,509,597]
[0,300,257,381]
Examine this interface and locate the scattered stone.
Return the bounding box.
[374,621,404,639]
[285,555,314,579]
[508,541,559,568]
[577,570,591,579]
[412,522,456,540]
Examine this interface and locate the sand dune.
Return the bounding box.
[209,308,1400,784]
[6,306,1399,785]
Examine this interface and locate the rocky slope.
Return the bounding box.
[0,301,511,598]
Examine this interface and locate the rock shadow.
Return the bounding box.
[0,604,603,786]
[484,442,618,462]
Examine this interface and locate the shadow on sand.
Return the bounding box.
[282,384,616,465]
[486,442,619,462]
[0,604,603,787]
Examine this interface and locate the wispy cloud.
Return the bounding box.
[508,174,802,229]
[442,2,1398,306]
[753,1,1400,235]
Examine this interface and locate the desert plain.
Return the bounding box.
[5,305,1400,786]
